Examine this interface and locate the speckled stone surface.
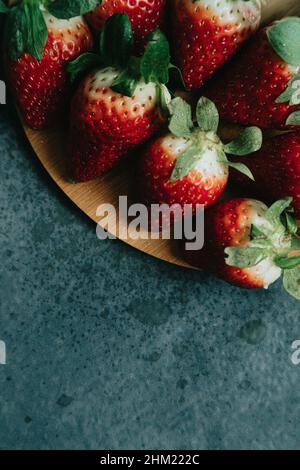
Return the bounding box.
[1,92,300,450]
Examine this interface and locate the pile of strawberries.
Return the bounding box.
[2,0,300,300]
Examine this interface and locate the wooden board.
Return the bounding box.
[22,0,300,269]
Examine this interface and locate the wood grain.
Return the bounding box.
[22,0,300,269]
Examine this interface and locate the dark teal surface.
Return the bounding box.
[1,100,300,450]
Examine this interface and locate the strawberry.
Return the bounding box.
[85,0,166,53]
[2,0,100,129]
[230,132,300,218]
[67,14,175,182]
[171,0,261,91]
[207,17,300,129]
[138,96,262,226]
[182,197,300,299]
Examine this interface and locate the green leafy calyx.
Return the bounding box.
[225,198,300,300]
[0,0,8,13]
[169,96,262,182]
[3,0,101,61]
[68,13,176,103]
[286,111,300,127]
[276,75,300,106]
[47,0,102,20]
[268,17,300,67]
[275,73,300,126]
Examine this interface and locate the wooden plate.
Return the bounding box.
[22,0,300,269]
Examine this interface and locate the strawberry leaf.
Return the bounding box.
[170,144,202,182]
[268,17,300,67]
[217,150,254,180]
[265,198,293,227]
[0,0,8,13]
[263,197,294,245]
[251,224,266,240]
[225,247,270,268]
[24,3,49,62]
[5,6,28,60]
[111,56,141,96]
[47,0,102,19]
[285,212,298,235]
[67,53,103,83]
[286,111,300,126]
[6,3,48,62]
[283,267,300,300]
[140,30,170,85]
[291,236,300,251]
[249,198,292,248]
[224,127,262,156]
[274,254,300,270]
[276,74,300,105]
[196,97,219,133]
[168,64,187,91]
[168,97,194,138]
[227,161,255,181]
[157,84,171,117]
[99,13,133,69]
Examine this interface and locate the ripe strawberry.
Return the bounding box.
[183,197,300,299]
[207,17,300,129]
[230,132,300,217]
[2,0,99,129]
[138,96,262,225]
[171,0,261,91]
[68,14,174,182]
[85,0,166,53]
[69,67,166,182]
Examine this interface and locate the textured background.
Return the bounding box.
[1,75,300,450]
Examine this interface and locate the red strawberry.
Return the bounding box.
[69,66,165,181]
[7,15,93,129]
[230,132,300,218]
[138,96,262,225]
[171,0,261,91]
[68,15,173,181]
[85,0,166,53]
[207,17,300,130]
[3,1,98,129]
[182,197,300,299]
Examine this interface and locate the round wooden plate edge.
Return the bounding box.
[21,120,196,271]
